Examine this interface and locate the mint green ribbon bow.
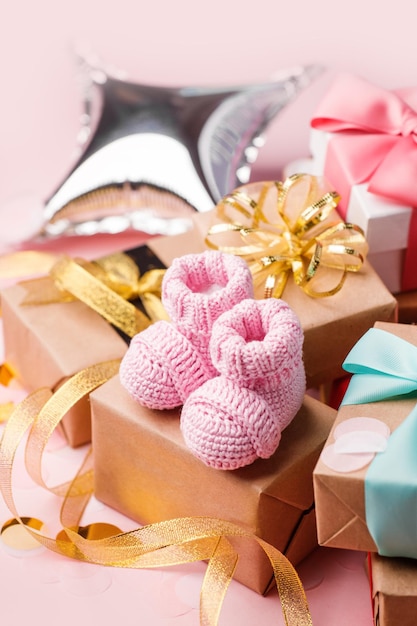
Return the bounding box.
[342,327,417,405]
[342,327,417,558]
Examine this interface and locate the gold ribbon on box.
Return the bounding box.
[206,173,369,298]
[19,252,169,338]
[0,251,168,419]
[0,361,313,626]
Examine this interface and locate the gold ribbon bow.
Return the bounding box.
[0,361,313,626]
[19,252,169,338]
[205,173,369,298]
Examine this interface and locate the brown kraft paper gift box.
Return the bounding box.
[1,284,128,447]
[370,553,417,626]
[148,210,398,388]
[90,376,336,594]
[0,245,166,447]
[313,321,417,553]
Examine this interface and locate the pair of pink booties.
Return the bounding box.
[119,250,306,470]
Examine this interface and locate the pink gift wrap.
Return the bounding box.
[311,73,417,293]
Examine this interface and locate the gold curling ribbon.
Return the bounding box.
[0,362,312,626]
[206,173,369,298]
[19,253,169,337]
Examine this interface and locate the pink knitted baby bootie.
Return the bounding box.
[119,250,254,409]
[180,298,306,469]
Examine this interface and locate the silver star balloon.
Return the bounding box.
[40,53,322,239]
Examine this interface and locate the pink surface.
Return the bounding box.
[0,395,373,626]
[1,4,403,621]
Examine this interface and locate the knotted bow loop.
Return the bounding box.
[19,252,169,337]
[92,252,168,323]
[400,110,417,138]
[206,173,368,299]
[92,252,165,301]
[311,73,417,206]
[342,328,417,405]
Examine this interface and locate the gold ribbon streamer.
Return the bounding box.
[206,173,369,298]
[0,362,313,626]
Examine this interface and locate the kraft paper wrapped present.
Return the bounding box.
[147,198,397,389]
[1,285,127,446]
[90,375,336,594]
[310,73,417,293]
[370,553,417,626]
[0,246,166,446]
[314,321,417,556]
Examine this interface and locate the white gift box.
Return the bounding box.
[283,129,414,293]
[309,128,412,254]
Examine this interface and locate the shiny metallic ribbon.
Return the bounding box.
[19,252,169,338]
[0,361,312,626]
[205,173,368,298]
[342,327,417,558]
[311,73,417,291]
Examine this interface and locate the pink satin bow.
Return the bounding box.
[311,73,417,207]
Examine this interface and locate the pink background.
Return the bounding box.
[0,2,412,623]
[1,0,415,215]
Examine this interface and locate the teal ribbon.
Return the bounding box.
[341,327,417,557]
[342,328,417,405]
[365,404,417,557]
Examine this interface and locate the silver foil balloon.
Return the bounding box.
[40,55,322,238]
